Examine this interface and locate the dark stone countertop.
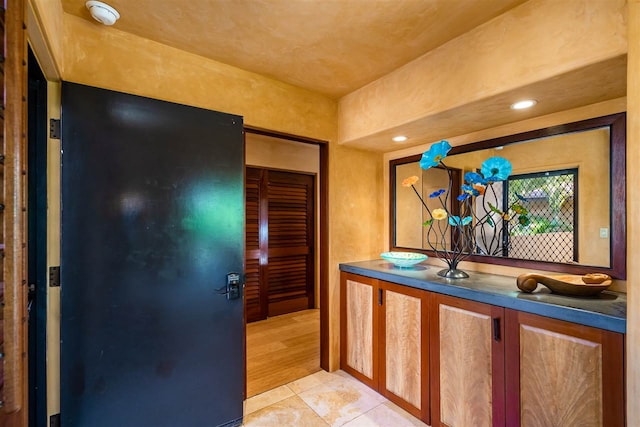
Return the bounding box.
[339,260,626,334]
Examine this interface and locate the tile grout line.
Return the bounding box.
[288,379,333,426]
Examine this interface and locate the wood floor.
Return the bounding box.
[246,309,320,397]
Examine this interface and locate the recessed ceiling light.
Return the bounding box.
[511,99,537,110]
[392,136,408,142]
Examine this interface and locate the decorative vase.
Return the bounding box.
[437,268,469,279]
[436,258,469,279]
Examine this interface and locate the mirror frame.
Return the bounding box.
[389,113,627,279]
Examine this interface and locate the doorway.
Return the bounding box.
[244,129,325,397]
[27,46,48,427]
[245,167,315,322]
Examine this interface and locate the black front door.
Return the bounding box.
[60,82,245,427]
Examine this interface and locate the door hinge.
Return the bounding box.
[50,413,60,427]
[49,266,60,287]
[50,118,61,139]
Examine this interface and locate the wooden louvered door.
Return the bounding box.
[244,167,315,322]
[245,168,268,322]
[1,0,29,425]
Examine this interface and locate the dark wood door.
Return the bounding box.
[245,167,314,322]
[60,82,245,427]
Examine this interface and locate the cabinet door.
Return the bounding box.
[430,294,505,427]
[505,310,624,427]
[379,281,430,423]
[340,272,378,389]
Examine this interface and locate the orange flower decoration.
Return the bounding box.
[402,176,419,187]
[473,183,486,195]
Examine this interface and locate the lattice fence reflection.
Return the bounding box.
[506,169,577,263]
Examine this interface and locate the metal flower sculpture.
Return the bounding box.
[404,140,529,278]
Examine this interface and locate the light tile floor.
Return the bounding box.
[243,370,429,427]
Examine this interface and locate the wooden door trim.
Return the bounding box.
[2,0,29,422]
[244,126,329,370]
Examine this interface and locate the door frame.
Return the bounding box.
[244,127,330,370]
[27,46,49,427]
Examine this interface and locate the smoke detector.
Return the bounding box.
[86,1,120,26]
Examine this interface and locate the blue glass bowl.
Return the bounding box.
[380,252,428,268]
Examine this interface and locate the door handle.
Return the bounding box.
[493,318,501,342]
[217,272,241,300]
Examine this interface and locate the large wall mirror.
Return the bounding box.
[390,113,626,279]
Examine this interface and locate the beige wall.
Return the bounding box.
[328,145,384,369]
[61,13,336,142]
[28,0,64,78]
[246,134,320,174]
[339,0,627,148]
[395,162,423,248]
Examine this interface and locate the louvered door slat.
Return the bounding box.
[245,180,260,251]
[244,167,268,322]
[268,181,310,250]
[244,258,262,322]
[267,255,308,302]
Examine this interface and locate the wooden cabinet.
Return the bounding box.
[340,272,625,427]
[379,280,430,421]
[505,309,625,427]
[340,273,430,423]
[431,295,624,427]
[430,294,505,427]
[341,273,377,388]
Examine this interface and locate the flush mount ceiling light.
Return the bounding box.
[392,135,408,142]
[86,1,120,26]
[511,99,537,110]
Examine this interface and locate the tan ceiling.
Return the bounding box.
[62,0,527,98]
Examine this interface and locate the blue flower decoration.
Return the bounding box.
[461,184,480,197]
[429,189,446,198]
[481,157,512,182]
[464,171,485,184]
[448,215,472,226]
[458,193,470,201]
[420,140,451,170]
